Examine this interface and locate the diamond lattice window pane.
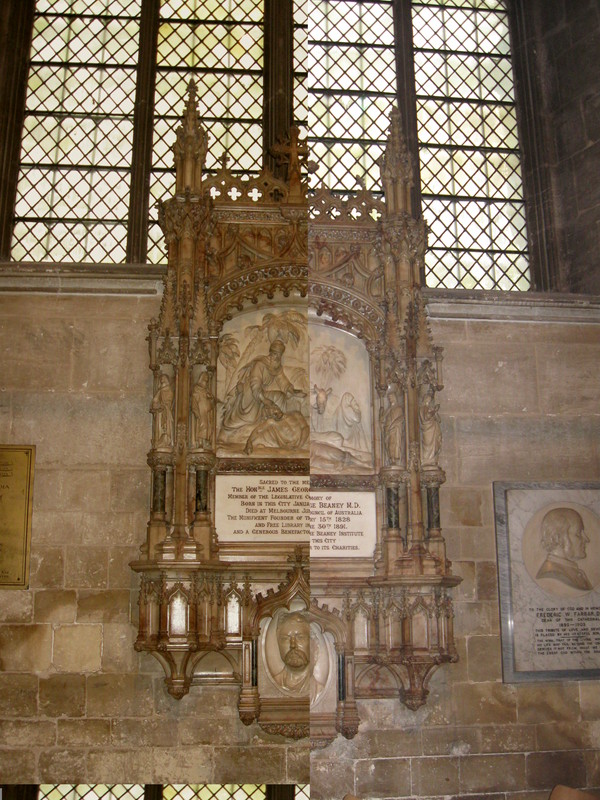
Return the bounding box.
[12,3,140,263]
[163,787,266,800]
[295,787,310,800]
[154,1,264,179]
[39,786,145,800]
[413,0,529,290]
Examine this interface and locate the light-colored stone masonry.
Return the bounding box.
[0,284,599,792]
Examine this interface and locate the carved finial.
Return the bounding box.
[219,152,230,171]
[271,126,309,203]
[173,79,209,193]
[378,106,413,215]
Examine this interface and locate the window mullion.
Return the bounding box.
[263,0,294,177]
[126,0,160,264]
[392,0,423,222]
[0,0,35,260]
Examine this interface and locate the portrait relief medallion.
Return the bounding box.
[522,502,600,598]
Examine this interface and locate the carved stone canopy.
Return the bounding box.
[131,82,460,745]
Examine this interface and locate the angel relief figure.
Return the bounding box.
[217,311,309,456]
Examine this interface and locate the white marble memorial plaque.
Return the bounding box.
[495,482,600,681]
[310,491,377,557]
[216,475,309,542]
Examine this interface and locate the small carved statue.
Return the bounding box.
[383,389,405,466]
[419,384,441,468]
[151,373,174,448]
[191,371,214,448]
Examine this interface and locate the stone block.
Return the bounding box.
[53,623,102,672]
[0,623,52,671]
[71,317,151,393]
[87,674,154,717]
[455,416,600,485]
[286,741,311,783]
[459,527,497,561]
[480,724,536,754]
[80,512,138,546]
[211,745,286,783]
[441,343,539,415]
[467,635,502,683]
[0,719,56,747]
[455,561,476,601]
[31,469,65,512]
[411,755,459,796]
[583,91,600,143]
[109,547,140,589]
[0,316,78,392]
[476,561,498,601]
[31,511,82,545]
[454,600,497,636]
[110,717,179,747]
[421,725,481,756]
[452,682,517,725]
[101,623,138,673]
[34,589,77,623]
[0,673,38,716]
[351,728,422,759]
[39,674,86,718]
[309,755,355,800]
[517,682,580,723]
[177,716,249,747]
[581,682,600,719]
[446,487,486,527]
[154,681,239,718]
[585,748,600,785]
[152,746,214,782]
[355,756,411,798]
[57,718,111,747]
[0,589,33,622]
[110,468,149,512]
[77,589,130,623]
[0,749,37,782]
[62,468,111,513]
[460,753,526,793]
[38,748,87,782]
[536,343,600,414]
[29,545,65,589]
[526,750,587,789]
[536,721,592,751]
[11,392,150,467]
[65,546,108,589]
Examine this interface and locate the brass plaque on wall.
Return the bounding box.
[0,446,35,588]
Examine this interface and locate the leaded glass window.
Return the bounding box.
[307,0,397,193]
[162,787,266,800]
[413,0,530,290]
[148,0,265,263]
[12,0,141,263]
[38,786,145,800]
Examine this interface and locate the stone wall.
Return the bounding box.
[0,288,308,784]
[311,292,600,799]
[525,0,600,293]
[0,287,599,792]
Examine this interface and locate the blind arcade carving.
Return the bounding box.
[131,82,461,744]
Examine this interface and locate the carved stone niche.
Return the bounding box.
[308,107,461,747]
[130,81,311,739]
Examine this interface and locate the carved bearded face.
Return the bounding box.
[276,612,310,671]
